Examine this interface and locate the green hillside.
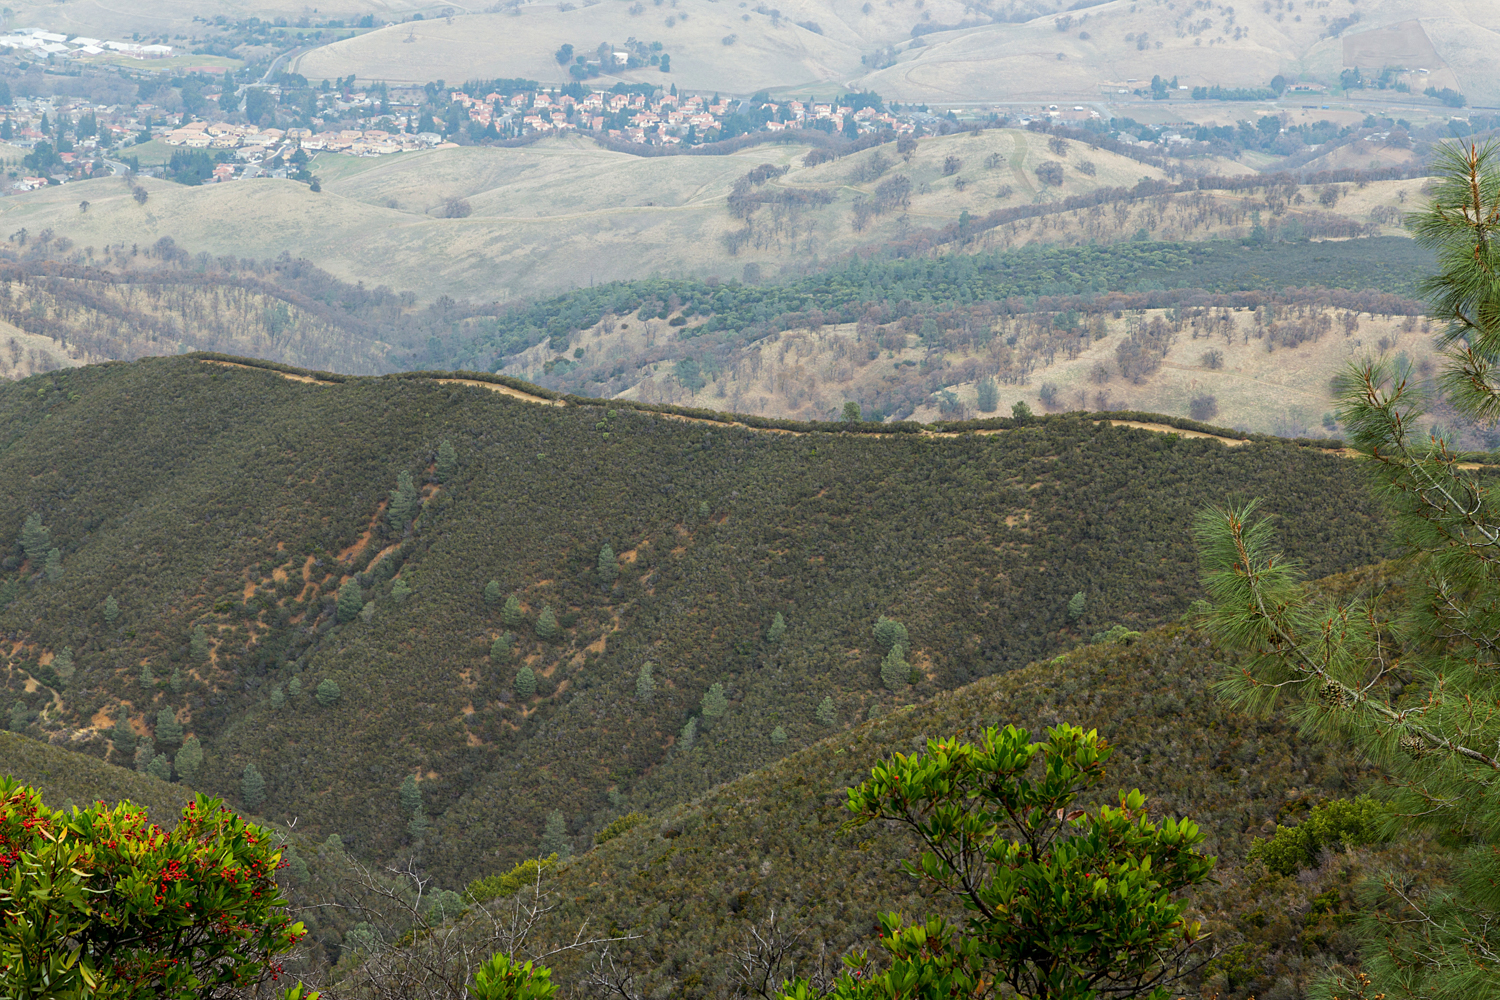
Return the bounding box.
[0,730,188,824]
[0,354,1394,889]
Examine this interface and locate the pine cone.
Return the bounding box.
[1319,680,1345,707]
[1399,733,1427,759]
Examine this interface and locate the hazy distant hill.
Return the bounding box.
[0,353,1396,888]
[287,0,1500,103]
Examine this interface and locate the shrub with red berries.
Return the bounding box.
[0,776,306,998]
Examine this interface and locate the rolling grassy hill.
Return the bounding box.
[0,352,1398,896]
[0,130,1197,304]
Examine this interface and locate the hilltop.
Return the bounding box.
[0,354,1397,889]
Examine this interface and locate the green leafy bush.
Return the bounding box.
[464,855,558,904]
[470,952,556,1000]
[1246,795,1388,876]
[800,724,1215,1000]
[594,811,648,845]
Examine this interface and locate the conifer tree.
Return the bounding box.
[436,439,458,483]
[389,471,419,527]
[51,647,73,680]
[190,625,209,662]
[535,604,559,640]
[288,676,302,698]
[679,716,697,751]
[635,662,655,702]
[766,612,787,643]
[140,662,154,690]
[880,644,910,692]
[408,806,430,840]
[816,695,836,725]
[147,754,171,781]
[484,579,502,605]
[241,763,266,809]
[20,512,49,561]
[1194,140,1500,1000]
[490,633,512,660]
[399,774,422,815]
[873,615,909,650]
[502,594,524,628]
[700,682,728,727]
[337,580,364,622]
[154,707,183,749]
[270,685,285,709]
[515,666,537,699]
[597,543,618,585]
[44,547,62,581]
[285,849,310,886]
[1067,591,1087,620]
[315,679,342,706]
[391,577,412,603]
[110,712,135,758]
[174,735,204,784]
[169,667,184,694]
[134,738,155,773]
[8,699,27,732]
[103,594,120,624]
[770,725,787,744]
[539,809,571,860]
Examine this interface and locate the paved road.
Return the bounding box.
[258,46,308,85]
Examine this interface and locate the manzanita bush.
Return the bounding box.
[0,777,307,999]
